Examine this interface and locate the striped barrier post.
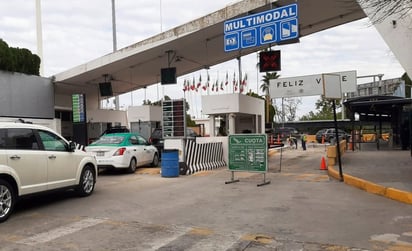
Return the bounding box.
[184,140,226,175]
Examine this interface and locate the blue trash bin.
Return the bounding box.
[161,149,179,177]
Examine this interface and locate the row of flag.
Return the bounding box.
[182,72,248,93]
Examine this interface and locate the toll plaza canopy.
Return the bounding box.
[53,0,366,97]
[344,95,412,120]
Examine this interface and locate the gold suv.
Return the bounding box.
[0,122,98,223]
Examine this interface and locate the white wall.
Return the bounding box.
[202,94,240,114]
[0,117,61,134]
[360,3,412,78]
[201,93,265,134]
[127,105,162,122]
[87,109,127,126]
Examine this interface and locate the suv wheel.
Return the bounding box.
[76,166,95,197]
[0,180,15,223]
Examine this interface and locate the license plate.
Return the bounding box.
[96,151,105,157]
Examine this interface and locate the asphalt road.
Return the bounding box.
[1,147,411,250]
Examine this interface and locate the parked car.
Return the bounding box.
[149,128,164,157]
[0,122,98,223]
[149,128,200,158]
[100,126,130,136]
[315,128,327,143]
[273,127,300,141]
[85,132,159,173]
[316,128,350,143]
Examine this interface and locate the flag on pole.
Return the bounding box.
[197,74,202,88]
[191,76,196,91]
[203,72,209,91]
[242,73,248,86]
[225,72,229,85]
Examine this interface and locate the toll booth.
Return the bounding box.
[127,105,162,140]
[201,93,265,137]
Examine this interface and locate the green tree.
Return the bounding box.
[0,39,12,71]
[260,72,280,124]
[300,96,342,120]
[0,39,40,75]
[278,97,302,122]
[358,0,412,24]
[246,90,275,124]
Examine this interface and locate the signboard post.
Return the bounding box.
[227,134,270,186]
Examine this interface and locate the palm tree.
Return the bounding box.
[260,72,280,123]
[260,72,280,94]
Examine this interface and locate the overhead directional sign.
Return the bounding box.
[269,70,357,98]
[224,3,298,52]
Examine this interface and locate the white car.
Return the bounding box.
[85,133,159,173]
[0,122,98,223]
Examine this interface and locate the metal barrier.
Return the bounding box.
[184,140,226,175]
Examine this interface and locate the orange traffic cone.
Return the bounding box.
[320,156,327,170]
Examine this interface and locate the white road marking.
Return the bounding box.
[17,218,106,246]
[186,230,243,251]
[147,225,191,251]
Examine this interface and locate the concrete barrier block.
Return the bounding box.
[327,146,337,158]
[385,188,412,204]
[327,157,336,166]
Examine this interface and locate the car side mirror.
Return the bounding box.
[68,141,76,152]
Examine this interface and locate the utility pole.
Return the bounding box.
[35,0,44,76]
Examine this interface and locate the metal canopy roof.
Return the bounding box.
[344,95,412,117]
[53,0,366,97]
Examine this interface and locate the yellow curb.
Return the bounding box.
[328,167,412,204]
[386,188,412,204]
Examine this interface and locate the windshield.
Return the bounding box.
[92,136,125,145]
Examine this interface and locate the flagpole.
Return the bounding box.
[237,56,242,94]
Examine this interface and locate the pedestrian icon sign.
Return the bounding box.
[224,3,298,52]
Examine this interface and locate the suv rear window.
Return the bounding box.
[0,129,6,149]
[3,128,39,150]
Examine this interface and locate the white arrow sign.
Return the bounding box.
[269,70,356,98]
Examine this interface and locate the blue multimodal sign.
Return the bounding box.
[224,3,298,52]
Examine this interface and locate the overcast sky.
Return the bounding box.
[0,0,406,119]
